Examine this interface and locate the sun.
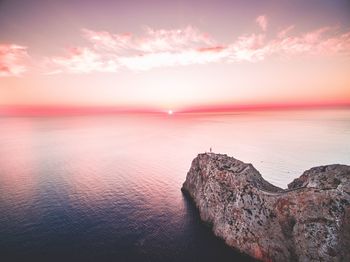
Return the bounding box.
[168,109,173,115]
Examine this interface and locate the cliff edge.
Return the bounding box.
[182,153,350,261]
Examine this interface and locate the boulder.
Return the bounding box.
[182,153,350,261]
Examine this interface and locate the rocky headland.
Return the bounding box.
[182,153,350,261]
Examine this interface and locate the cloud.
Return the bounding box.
[51,47,118,73]
[82,29,132,52]
[47,16,350,74]
[228,33,267,62]
[269,26,350,58]
[2,15,350,76]
[256,15,268,31]
[118,49,227,71]
[51,26,222,72]
[277,25,295,38]
[137,26,214,52]
[0,44,29,77]
[82,26,214,53]
[224,26,350,63]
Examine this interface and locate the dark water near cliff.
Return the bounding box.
[1,110,350,261]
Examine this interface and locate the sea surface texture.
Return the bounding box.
[0,110,349,261]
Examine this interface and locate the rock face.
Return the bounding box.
[182,153,350,262]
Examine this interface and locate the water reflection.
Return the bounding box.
[0,110,349,261]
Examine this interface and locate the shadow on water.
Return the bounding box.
[178,192,257,262]
[0,193,257,262]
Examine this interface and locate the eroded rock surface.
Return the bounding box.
[182,153,350,261]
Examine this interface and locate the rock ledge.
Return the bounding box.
[182,153,350,261]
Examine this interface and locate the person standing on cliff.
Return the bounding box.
[210,147,212,153]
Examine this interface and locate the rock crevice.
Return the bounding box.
[182,153,350,262]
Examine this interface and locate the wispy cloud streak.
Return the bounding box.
[0,44,29,77]
[256,15,268,31]
[51,47,118,73]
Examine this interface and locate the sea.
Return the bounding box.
[1,109,349,261]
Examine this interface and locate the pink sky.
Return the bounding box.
[0,0,350,113]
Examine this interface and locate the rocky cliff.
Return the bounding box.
[182,153,350,262]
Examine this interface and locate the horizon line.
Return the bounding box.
[1,102,350,116]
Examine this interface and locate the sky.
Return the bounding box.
[0,0,350,113]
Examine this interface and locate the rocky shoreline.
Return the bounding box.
[182,153,350,262]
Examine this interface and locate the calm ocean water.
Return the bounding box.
[0,110,349,261]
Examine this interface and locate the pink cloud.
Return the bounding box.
[197,46,226,52]
[113,26,227,70]
[277,25,295,38]
[82,29,132,52]
[82,26,214,53]
[118,49,227,71]
[256,15,268,31]
[137,26,214,52]
[269,26,350,58]
[0,44,29,77]
[52,26,222,72]
[227,26,350,62]
[228,34,267,62]
[51,47,118,73]
[318,31,350,55]
[48,18,350,74]
[2,16,349,76]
